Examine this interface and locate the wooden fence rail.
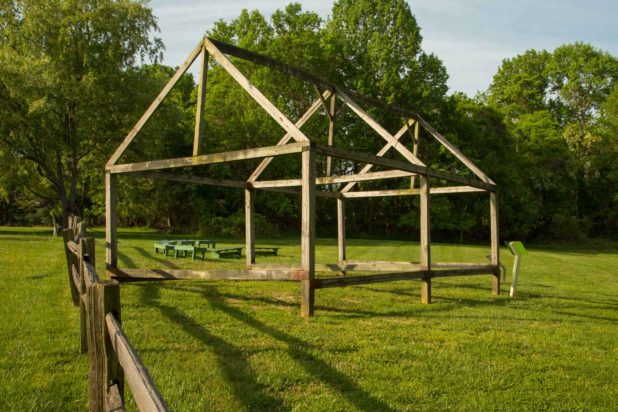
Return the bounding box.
[61,217,169,412]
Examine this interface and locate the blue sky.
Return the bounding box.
[149,0,618,96]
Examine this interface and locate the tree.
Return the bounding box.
[0,0,162,226]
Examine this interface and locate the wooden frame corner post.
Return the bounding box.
[420,175,431,303]
[245,188,255,266]
[301,146,316,318]
[490,191,500,295]
[337,198,346,275]
[105,173,118,273]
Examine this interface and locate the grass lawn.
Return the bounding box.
[0,226,617,411]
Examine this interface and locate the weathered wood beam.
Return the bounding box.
[247,91,331,182]
[420,174,431,304]
[342,185,486,198]
[416,115,496,185]
[300,146,316,318]
[337,198,346,271]
[490,192,500,295]
[315,271,426,289]
[129,171,246,189]
[336,89,425,166]
[106,142,309,174]
[107,39,203,166]
[326,93,336,177]
[410,119,419,188]
[106,313,169,411]
[431,265,497,277]
[105,173,117,271]
[245,189,255,266]
[341,122,412,193]
[203,37,310,144]
[253,170,415,188]
[193,47,209,156]
[113,268,294,281]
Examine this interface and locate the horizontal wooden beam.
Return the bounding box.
[342,185,486,198]
[315,271,426,288]
[106,142,309,174]
[430,265,496,277]
[129,171,247,189]
[250,261,422,272]
[252,169,416,189]
[113,268,294,281]
[106,313,169,411]
[314,144,495,191]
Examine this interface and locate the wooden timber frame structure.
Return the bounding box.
[105,36,501,318]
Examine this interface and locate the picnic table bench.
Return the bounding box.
[254,246,281,256]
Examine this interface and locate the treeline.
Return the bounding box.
[1,0,616,241]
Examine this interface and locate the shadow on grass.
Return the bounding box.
[136,282,282,410]
[152,283,396,412]
[133,246,179,269]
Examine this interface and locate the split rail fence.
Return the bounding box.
[62,216,169,412]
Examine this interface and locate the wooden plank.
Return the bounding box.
[253,169,416,188]
[106,173,117,271]
[420,175,431,304]
[326,93,336,177]
[193,47,208,156]
[336,89,425,167]
[107,40,203,166]
[343,188,420,198]
[300,147,316,318]
[341,122,411,193]
[430,186,485,194]
[62,229,80,306]
[114,268,294,281]
[249,262,422,272]
[107,383,124,412]
[410,119,419,188]
[248,91,331,182]
[315,271,426,289]
[106,142,309,174]
[245,189,255,266]
[416,115,495,185]
[106,313,168,412]
[204,37,309,144]
[490,192,500,295]
[79,238,96,354]
[88,281,123,411]
[431,265,496,277]
[129,171,246,189]
[337,198,346,274]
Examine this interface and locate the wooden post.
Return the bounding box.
[420,174,431,304]
[410,120,419,188]
[245,188,255,266]
[326,93,336,177]
[79,237,96,354]
[193,46,208,156]
[337,198,346,276]
[300,146,316,318]
[88,280,123,411]
[490,192,500,295]
[62,228,80,306]
[105,173,117,273]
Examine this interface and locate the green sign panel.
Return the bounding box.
[507,241,527,256]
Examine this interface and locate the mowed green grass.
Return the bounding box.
[0,227,617,411]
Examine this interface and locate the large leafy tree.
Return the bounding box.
[0,0,162,225]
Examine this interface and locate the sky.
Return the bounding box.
[149,0,618,96]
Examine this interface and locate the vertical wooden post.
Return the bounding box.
[301,145,316,318]
[337,197,346,276]
[62,228,80,306]
[79,237,95,354]
[326,94,336,177]
[490,191,500,295]
[88,280,122,411]
[410,120,419,188]
[245,188,255,266]
[105,173,117,273]
[420,174,431,304]
[193,46,208,156]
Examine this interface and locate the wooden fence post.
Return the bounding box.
[420,174,431,304]
[301,145,316,318]
[88,280,123,411]
[62,229,80,306]
[79,238,94,354]
[106,173,118,273]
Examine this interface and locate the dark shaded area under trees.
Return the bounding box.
[1,0,617,242]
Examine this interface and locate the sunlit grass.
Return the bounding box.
[1,226,616,410]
